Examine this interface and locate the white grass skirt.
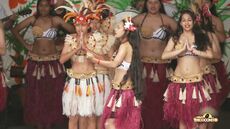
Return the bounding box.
[62,69,104,117]
[95,73,111,116]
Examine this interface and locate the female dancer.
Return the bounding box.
[88,17,143,129]
[58,0,109,129]
[0,21,6,112]
[132,0,177,128]
[196,0,229,107]
[162,10,214,129]
[11,0,75,129]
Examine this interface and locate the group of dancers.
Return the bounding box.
[0,0,229,129]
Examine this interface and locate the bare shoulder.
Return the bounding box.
[25,15,36,23]
[16,15,36,26]
[124,41,132,50]
[52,16,65,23]
[132,13,146,26]
[53,16,62,20]
[212,15,221,23]
[119,42,129,48]
[161,14,175,22]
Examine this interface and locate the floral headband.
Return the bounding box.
[124,17,137,31]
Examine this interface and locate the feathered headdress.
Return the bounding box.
[55,0,89,25]
[55,0,111,25]
[84,0,112,20]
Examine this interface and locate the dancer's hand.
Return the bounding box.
[181,41,187,52]
[183,38,191,51]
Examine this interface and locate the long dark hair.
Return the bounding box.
[173,10,210,51]
[120,21,144,100]
[142,0,166,14]
[35,0,54,18]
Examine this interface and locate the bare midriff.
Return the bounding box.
[140,38,167,58]
[31,39,58,56]
[71,59,95,74]
[175,56,202,76]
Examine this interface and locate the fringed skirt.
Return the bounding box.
[202,65,222,109]
[213,61,230,106]
[95,70,111,116]
[0,71,7,111]
[163,73,212,129]
[101,83,141,129]
[24,53,65,125]
[141,57,172,129]
[63,69,104,116]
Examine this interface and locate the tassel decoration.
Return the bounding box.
[75,79,82,96]
[142,66,147,78]
[116,95,122,108]
[23,64,28,74]
[91,78,96,95]
[152,72,160,82]
[198,91,203,103]
[202,86,211,101]
[57,64,62,74]
[86,79,91,96]
[179,88,183,100]
[181,89,186,104]
[37,68,41,80]
[107,95,114,107]
[192,87,197,99]
[32,65,37,76]
[150,68,154,78]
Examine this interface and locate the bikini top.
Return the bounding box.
[139,13,170,41]
[32,18,58,40]
[179,49,197,57]
[117,60,131,71]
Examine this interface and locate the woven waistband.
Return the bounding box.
[67,69,96,79]
[141,56,171,64]
[96,70,109,75]
[112,81,133,90]
[202,65,216,75]
[170,73,203,83]
[28,53,60,61]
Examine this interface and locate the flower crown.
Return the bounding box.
[124,17,137,31]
